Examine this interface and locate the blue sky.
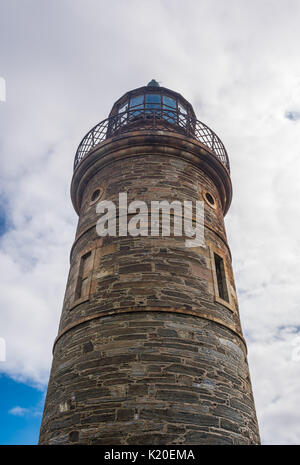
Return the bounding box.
[1,0,300,445]
[0,191,44,445]
[0,374,44,444]
[0,191,43,444]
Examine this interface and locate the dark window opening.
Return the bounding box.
[75,251,92,300]
[91,188,101,203]
[214,253,229,302]
[205,192,215,206]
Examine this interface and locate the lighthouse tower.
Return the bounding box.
[39,81,260,445]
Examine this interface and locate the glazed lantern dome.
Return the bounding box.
[108,79,195,121]
[74,80,230,172]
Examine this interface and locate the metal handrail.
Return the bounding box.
[74,108,230,172]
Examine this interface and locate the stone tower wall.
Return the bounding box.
[39,131,260,445]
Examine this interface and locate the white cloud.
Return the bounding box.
[8,405,41,417]
[0,0,300,443]
[9,406,29,417]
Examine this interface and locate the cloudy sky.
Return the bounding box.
[0,0,300,445]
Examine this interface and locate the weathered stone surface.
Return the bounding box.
[39,124,260,445]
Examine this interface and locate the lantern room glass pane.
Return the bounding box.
[130,95,144,108]
[163,95,176,108]
[145,94,161,108]
[118,103,128,114]
[178,103,187,114]
[128,108,143,120]
[162,95,176,123]
[163,111,176,123]
[178,114,187,126]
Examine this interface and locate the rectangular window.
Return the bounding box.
[214,253,229,302]
[75,251,92,300]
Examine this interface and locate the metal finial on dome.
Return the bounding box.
[147,79,160,87]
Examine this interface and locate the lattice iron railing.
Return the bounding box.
[74,108,230,172]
